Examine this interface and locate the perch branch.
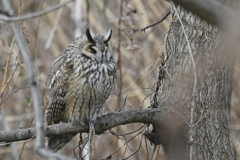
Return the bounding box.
[0,108,168,143]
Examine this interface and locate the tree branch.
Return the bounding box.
[140,11,171,32]
[0,108,168,143]
[0,0,74,22]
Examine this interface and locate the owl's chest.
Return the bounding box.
[64,61,115,123]
[68,63,115,100]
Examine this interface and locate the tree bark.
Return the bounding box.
[148,0,237,159]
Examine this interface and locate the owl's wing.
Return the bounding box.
[45,54,74,125]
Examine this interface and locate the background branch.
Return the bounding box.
[0,108,168,143]
[0,0,74,22]
[140,11,170,32]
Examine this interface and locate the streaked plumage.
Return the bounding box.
[45,28,116,152]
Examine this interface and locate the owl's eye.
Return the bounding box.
[88,47,96,54]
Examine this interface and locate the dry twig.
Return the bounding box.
[0,38,15,111]
[141,11,171,32]
[0,0,74,22]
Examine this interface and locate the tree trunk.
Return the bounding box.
[148,1,237,159]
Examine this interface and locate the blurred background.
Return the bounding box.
[0,0,171,159]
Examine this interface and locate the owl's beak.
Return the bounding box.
[101,51,107,63]
[92,46,106,64]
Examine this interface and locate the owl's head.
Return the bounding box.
[82,28,113,63]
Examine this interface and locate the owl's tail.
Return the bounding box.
[46,134,77,152]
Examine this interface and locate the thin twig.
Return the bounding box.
[0,78,29,106]
[122,126,146,160]
[109,128,133,154]
[112,125,145,136]
[0,38,15,111]
[18,111,34,160]
[0,0,74,22]
[108,57,161,105]
[141,11,171,32]
[18,142,26,160]
[121,135,129,159]
[144,136,149,160]
[103,126,145,160]
[116,1,124,159]
[44,2,63,49]
[33,0,45,78]
[172,3,197,160]
[1,52,19,103]
[150,144,157,160]
[117,0,124,110]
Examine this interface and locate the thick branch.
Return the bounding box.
[0,108,168,143]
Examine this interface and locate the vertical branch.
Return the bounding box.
[85,0,90,26]
[116,1,124,159]
[74,0,83,37]
[117,0,124,110]
[33,3,43,78]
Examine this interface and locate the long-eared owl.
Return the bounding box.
[45,28,116,152]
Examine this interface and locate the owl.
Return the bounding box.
[45,28,116,152]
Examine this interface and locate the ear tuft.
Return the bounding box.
[104,29,112,43]
[86,28,95,43]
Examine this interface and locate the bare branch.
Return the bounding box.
[0,0,74,22]
[0,108,168,143]
[141,11,171,32]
